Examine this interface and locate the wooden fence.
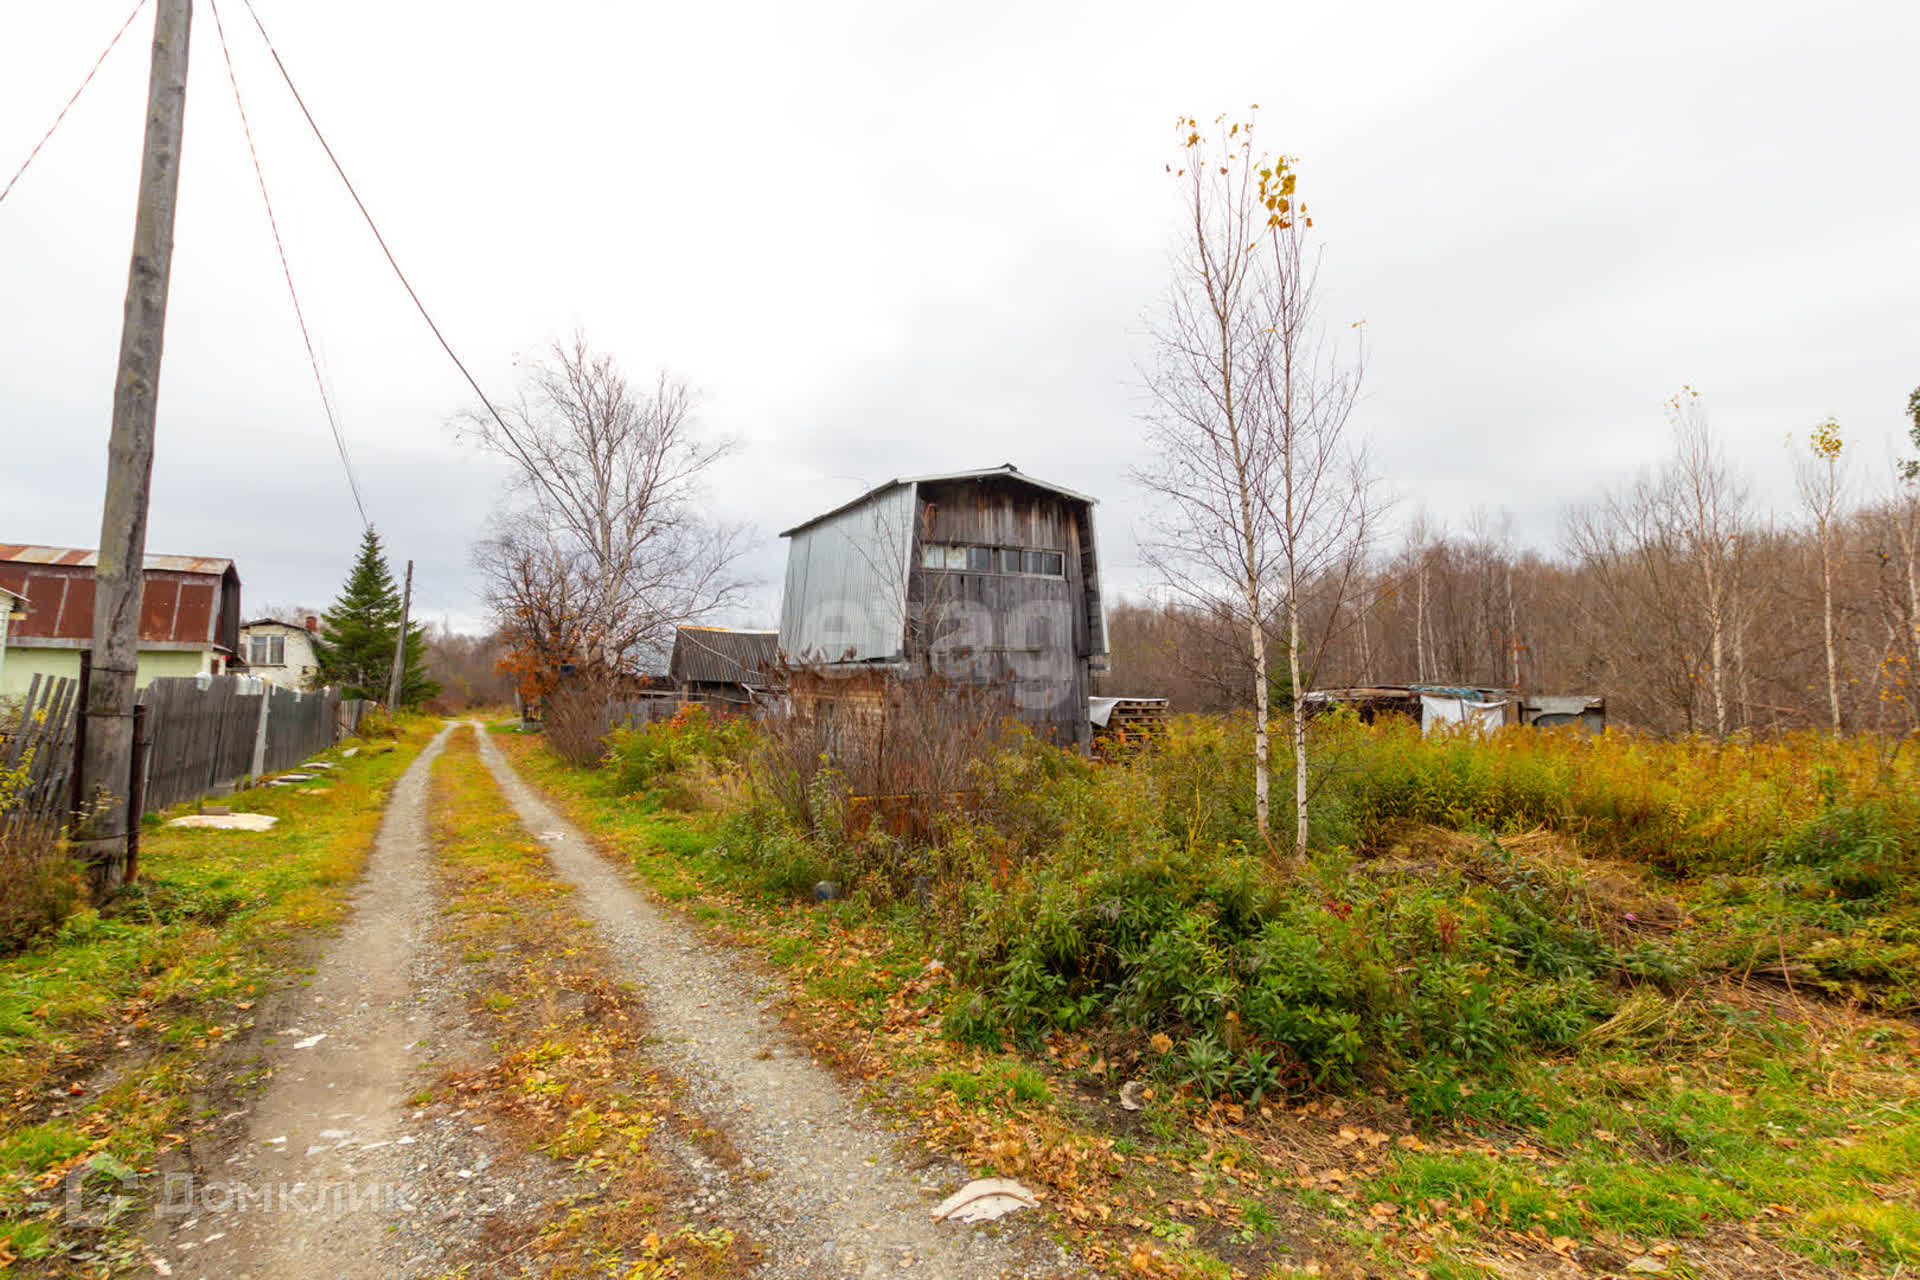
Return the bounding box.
[139,676,264,812]
[605,691,777,730]
[1,674,82,835]
[1,673,366,827]
[139,676,348,812]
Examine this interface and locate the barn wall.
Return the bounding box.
[778,483,917,664]
[910,478,1094,748]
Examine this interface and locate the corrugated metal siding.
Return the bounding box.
[778,482,917,664]
[775,467,1108,749]
[1078,504,1108,657]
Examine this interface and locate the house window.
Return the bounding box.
[249,634,285,666]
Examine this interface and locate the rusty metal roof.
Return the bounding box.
[668,626,779,686]
[0,544,238,648]
[0,544,234,575]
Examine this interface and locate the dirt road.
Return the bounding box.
[472,726,1073,1278]
[146,723,1072,1278]
[151,724,458,1279]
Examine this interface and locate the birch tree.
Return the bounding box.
[1404,509,1439,683]
[1136,114,1369,858]
[1668,387,1748,737]
[1798,417,1848,733]
[1255,155,1370,859]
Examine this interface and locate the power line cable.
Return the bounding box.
[236,0,519,444]
[0,0,152,208]
[208,0,369,527]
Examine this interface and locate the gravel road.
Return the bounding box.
[149,724,459,1278]
[142,722,1075,1278]
[472,725,1078,1279]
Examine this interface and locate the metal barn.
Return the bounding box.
[777,465,1108,748]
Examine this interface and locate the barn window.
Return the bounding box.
[920,544,1066,577]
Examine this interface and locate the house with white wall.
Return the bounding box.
[238,616,322,691]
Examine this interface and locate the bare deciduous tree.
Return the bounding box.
[1136,114,1370,858]
[1668,387,1749,737]
[461,334,750,686]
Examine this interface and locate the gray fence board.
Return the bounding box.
[1,674,81,834]
[3,675,362,827]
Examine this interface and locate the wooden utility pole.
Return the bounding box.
[73,0,193,897]
[386,559,413,708]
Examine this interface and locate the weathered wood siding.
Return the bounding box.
[910,476,1095,747]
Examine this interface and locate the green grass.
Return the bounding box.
[927,1060,1053,1109]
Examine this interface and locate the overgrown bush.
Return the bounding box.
[608,698,1920,1113]
[605,703,752,800]
[543,679,616,767]
[353,707,400,740]
[0,752,81,951]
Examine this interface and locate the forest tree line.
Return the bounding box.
[1102,407,1920,738]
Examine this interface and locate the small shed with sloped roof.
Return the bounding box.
[667,626,780,707]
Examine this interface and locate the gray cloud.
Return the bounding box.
[4,0,1916,638]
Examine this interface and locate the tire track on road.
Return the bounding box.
[151,726,458,1279]
[472,724,1077,1279]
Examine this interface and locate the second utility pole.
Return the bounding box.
[386,558,413,708]
[74,0,193,898]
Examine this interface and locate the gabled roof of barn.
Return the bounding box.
[668,626,780,686]
[778,465,1096,538]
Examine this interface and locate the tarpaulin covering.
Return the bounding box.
[1421,694,1507,735]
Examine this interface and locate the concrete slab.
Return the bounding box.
[167,813,279,832]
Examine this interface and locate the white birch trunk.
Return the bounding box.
[1821,523,1841,733]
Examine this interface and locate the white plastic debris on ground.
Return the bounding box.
[166,813,279,831]
[930,1178,1041,1223]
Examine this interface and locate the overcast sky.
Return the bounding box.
[4,1,1916,632]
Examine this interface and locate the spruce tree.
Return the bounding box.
[312,527,440,706]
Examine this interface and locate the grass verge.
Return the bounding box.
[0,716,438,1274]
[424,726,746,1278]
